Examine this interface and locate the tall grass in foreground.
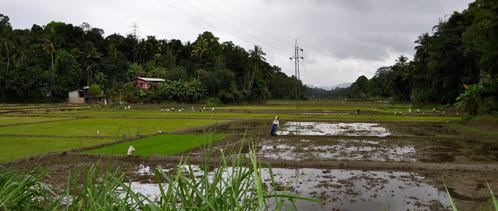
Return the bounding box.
[0,127,336,210]
[443,177,498,211]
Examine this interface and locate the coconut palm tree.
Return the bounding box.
[247,45,266,93]
[79,41,103,86]
[12,36,27,66]
[107,33,124,59]
[95,72,107,91]
[0,29,15,73]
[40,33,60,87]
[192,39,208,59]
[414,33,430,62]
[395,55,409,67]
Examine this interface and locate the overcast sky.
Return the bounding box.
[2,0,473,88]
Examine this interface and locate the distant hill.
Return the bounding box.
[320,82,352,90]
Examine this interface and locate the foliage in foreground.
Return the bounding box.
[0,129,335,210]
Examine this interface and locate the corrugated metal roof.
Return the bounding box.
[137,77,166,82]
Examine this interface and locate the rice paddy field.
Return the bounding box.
[1,100,498,210]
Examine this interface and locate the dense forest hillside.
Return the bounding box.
[0,14,305,104]
[306,0,498,115]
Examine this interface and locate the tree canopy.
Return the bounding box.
[0,15,305,104]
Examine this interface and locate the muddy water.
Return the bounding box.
[257,139,417,162]
[276,122,392,137]
[126,165,450,210]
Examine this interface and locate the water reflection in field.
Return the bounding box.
[127,165,450,210]
[277,122,392,137]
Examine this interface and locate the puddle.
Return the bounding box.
[277,122,392,137]
[123,166,451,210]
[257,139,417,162]
[261,168,450,210]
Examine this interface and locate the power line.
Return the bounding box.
[215,0,296,42]
[300,59,324,88]
[195,0,294,48]
[179,0,285,53]
[154,0,279,55]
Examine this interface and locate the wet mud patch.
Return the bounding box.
[256,138,417,162]
[276,122,392,137]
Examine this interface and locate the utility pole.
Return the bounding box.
[290,39,303,114]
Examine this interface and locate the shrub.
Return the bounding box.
[88,84,102,96]
[206,97,224,107]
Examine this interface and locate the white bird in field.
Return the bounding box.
[158,130,162,133]
[97,130,99,134]
[188,123,190,127]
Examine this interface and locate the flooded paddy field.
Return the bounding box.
[4,119,498,210]
[192,120,498,164]
[10,152,497,211]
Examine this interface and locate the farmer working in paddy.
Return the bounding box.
[270,116,280,136]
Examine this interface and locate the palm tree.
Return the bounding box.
[12,36,27,66]
[107,33,124,59]
[0,29,15,73]
[79,41,103,86]
[192,39,208,59]
[95,72,107,91]
[395,55,409,67]
[414,33,430,62]
[40,33,60,87]
[247,45,266,93]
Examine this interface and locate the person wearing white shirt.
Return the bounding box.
[270,116,279,136]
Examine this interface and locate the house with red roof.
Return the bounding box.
[125,77,166,89]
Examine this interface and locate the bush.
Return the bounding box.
[88,84,102,96]
[205,97,224,107]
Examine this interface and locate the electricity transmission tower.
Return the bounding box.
[290,39,303,113]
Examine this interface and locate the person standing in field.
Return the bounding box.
[270,116,280,136]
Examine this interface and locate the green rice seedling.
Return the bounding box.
[0,162,63,210]
[486,180,498,211]
[443,176,458,211]
[83,134,228,157]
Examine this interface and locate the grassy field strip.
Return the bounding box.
[9,111,316,120]
[0,118,224,136]
[83,134,228,157]
[0,116,73,126]
[0,136,115,162]
[0,106,86,110]
[316,114,461,122]
[2,110,461,122]
[448,122,498,138]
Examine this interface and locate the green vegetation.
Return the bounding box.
[1,136,114,162]
[87,83,101,96]
[0,135,333,210]
[0,15,306,104]
[84,134,228,157]
[0,118,222,136]
[0,116,70,125]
